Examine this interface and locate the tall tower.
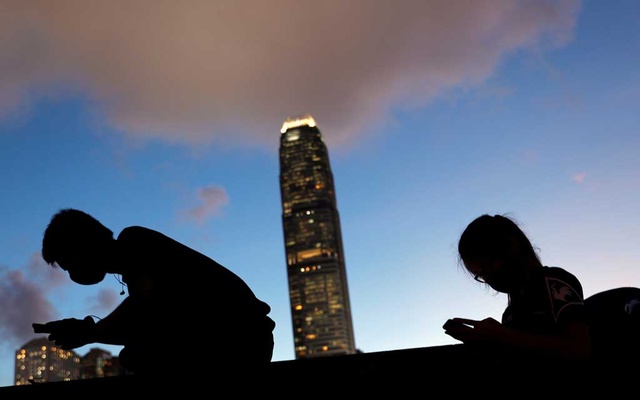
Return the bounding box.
[279,114,356,358]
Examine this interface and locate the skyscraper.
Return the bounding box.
[279,114,356,358]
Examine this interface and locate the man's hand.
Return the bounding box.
[32,316,96,350]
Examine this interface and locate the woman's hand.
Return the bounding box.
[443,317,506,344]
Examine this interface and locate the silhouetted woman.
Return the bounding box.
[443,214,592,362]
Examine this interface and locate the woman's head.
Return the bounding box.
[458,214,541,293]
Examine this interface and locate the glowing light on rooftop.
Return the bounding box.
[281,114,317,133]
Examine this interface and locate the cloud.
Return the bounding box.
[26,251,68,288]
[573,172,586,184]
[180,184,230,224]
[90,288,121,316]
[0,251,125,351]
[0,265,55,349]
[0,252,74,350]
[0,0,581,149]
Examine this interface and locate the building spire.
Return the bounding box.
[280,114,317,133]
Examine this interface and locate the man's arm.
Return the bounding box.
[92,296,139,345]
[33,316,97,350]
[32,297,138,348]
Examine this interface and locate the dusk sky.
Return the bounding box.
[1,0,639,387]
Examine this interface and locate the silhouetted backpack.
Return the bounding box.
[584,287,640,361]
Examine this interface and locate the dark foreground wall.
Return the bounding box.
[0,344,634,397]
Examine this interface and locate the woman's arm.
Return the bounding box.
[446,317,592,360]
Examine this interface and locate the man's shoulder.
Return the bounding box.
[117,226,162,241]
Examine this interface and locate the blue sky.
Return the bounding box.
[1,0,639,387]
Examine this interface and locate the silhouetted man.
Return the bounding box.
[33,208,275,381]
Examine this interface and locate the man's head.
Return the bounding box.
[42,208,114,285]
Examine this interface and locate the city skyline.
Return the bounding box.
[15,337,81,385]
[15,337,123,385]
[1,0,639,388]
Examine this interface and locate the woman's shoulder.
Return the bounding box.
[540,266,584,298]
[541,265,581,281]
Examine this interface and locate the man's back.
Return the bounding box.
[118,226,268,306]
[115,226,275,375]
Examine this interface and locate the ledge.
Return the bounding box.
[1,344,633,396]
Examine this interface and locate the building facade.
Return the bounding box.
[80,348,126,379]
[15,337,81,385]
[15,338,125,385]
[279,114,356,358]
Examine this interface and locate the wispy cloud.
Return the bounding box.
[26,251,68,288]
[91,288,121,316]
[573,172,586,184]
[180,184,230,225]
[0,0,581,149]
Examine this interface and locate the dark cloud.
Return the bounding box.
[0,252,70,351]
[0,1,580,149]
[0,265,55,349]
[0,251,123,353]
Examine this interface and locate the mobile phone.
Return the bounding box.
[32,323,49,333]
[442,319,472,330]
